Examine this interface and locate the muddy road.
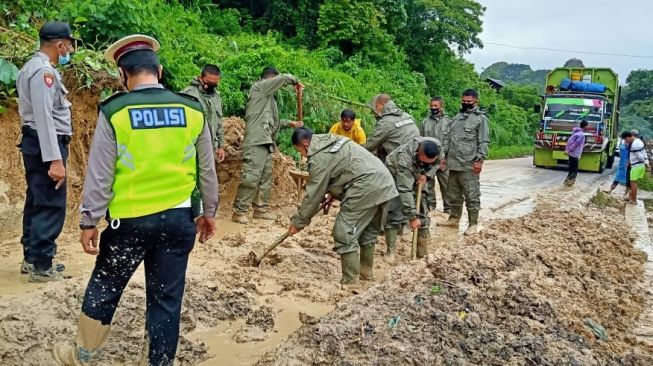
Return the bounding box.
[0,157,637,366]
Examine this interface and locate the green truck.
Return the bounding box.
[533,67,620,173]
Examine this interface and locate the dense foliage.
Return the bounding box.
[480,62,549,89]
[0,0,540,156]
[620,70,653,139]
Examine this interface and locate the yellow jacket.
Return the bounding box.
[329,119,367,145]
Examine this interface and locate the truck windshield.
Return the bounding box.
[544,97,603,123]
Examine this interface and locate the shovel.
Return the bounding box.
[411,181,424,260]
[248,231,291,267]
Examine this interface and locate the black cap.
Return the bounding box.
[39,21,78,41]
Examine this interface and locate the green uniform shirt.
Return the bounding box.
[291,134,398,229]
[364,101,420,156]
[444,107,490,171]
[181,78,224,150]
[243,74,298,146]
[385,137,442,220]
[420,113,451,152]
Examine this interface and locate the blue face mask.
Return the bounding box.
[58,52,71,65]
[58,43,71,65]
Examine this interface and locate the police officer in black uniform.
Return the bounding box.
[53,34,219,366]
[16,21,77,282]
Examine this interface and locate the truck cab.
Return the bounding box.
[533,67,619,173]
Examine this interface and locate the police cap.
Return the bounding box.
[39,21,79,41]
[104,34,161,63]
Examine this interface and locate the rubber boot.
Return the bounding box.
[340,251,361,291]
[231,212,249,224]
[437,207,461,228]
[359,244,375,281]
[53,314,111,365]
[464,211,479,236]
[383,228,399,264]
[416,229,430,259]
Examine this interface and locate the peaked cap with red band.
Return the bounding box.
[104,34,161,63]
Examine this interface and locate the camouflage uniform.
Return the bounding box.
[384,137,442,259]
[444,107,490,226]
[291,134,397,284]
[181,78,224,151]
[420,112,452,212]
[233,74,298,216]
[364,100,420,161]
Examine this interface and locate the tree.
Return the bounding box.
[622,70,653,106]
[317,0,400,63]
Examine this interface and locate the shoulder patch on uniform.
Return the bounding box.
[43,73,54,88]
[329,138,349,152]
[394,118,414,128]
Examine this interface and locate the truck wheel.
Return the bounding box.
[606,154,615,169]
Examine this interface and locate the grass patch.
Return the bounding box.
[488,145,533,160]
[638,172,653,192]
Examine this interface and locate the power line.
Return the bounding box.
[484,42,653,59]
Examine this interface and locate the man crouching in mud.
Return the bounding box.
[53,34,218,365]
[288,127,398,291]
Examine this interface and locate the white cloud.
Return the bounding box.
[465,0,653,82]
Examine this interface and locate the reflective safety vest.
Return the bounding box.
[99,87,205,219]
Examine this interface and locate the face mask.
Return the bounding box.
[430,108,440,115]
[460,103,474,112]
[58,44,71,65]
[416,156,434,170]
[202,82,217,93]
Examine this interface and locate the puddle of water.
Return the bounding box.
[192,297,333,366]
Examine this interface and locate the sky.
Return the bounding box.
[464,0,653,83]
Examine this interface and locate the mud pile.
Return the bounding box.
[218,117,298,212]
[258,207,653,365]
[0,266,259,365]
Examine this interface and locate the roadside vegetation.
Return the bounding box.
[0,0,540,157]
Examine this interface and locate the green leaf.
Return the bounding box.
[0,59,19,85]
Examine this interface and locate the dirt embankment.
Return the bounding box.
[0,75,299,228]
[217,117,298,214]
[0,72,122,229]
[257,206,653,366]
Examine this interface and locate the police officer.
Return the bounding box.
[54,35,219,366]
[420,96,452,213]
[16,21,76,282]
[289,128,398,290]
[232,67,304,224]
[384,137,442,263]
[364,93,420,161]
[181,64,226,163]
[438,89,490,236]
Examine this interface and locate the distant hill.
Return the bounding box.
[480,62,550,87]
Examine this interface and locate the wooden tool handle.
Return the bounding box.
[297,89,303,122]
[411,181,424,260]
[256,231,292,264]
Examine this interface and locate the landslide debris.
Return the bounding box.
[257,207,653,365]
